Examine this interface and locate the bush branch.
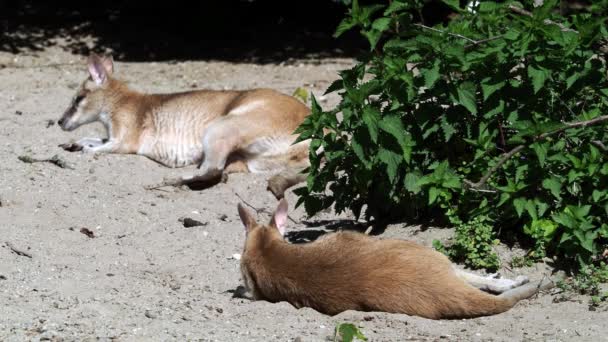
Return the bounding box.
[414,24,477,43]
[508,5,578,33]
[465,115,608,189]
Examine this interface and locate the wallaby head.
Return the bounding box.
[238,199,288,238]
[237,199,288,295]
[58,54,115,131]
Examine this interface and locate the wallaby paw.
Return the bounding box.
[486,276,529,294]
[267,175,287,199]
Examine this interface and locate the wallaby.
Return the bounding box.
[237,199,554,319]
[58,54,310,188]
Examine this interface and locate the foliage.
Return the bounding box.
[292,87,310,103]
[557,262,608,307]
[334,323,368,342]
[294,0,608,269]
[433,216,500,271]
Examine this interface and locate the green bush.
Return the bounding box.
[295,0,608,268]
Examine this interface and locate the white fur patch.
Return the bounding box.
[227,101,265,116]
[245,136,292,157]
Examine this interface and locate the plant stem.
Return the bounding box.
[508,5,578,33]
[465,115,608,189]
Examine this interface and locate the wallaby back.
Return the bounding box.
[237,201,553,319]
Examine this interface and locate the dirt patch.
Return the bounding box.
[0,47,605,341]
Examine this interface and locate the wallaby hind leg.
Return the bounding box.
[455,268,529,294]
[267,168,308,199]
[145,121,241,190]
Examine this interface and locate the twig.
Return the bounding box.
[508,5,578,33]
[414,24,477,43]
[0,62,80,70]
[233,191,298,224]
[414,23,505,49]
[5,241,32,258]
[18,155,74,170]
[464,35,504,49]
[465,115,608,189]
[464,145,525,189]
[591,140,608,152]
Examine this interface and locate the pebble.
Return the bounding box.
[145,310,157,319]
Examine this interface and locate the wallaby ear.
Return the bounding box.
[87,54,109,85]
[237,203,256,232]
[270,198,288,236]
[100,55,114,75]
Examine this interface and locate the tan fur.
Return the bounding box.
[238,201,554,319]
[59,54,310,183]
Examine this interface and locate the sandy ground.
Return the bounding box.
[0,47,606,342]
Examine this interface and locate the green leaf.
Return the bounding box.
[440,115,456,142]
[531,142,548,167]
[372,17,392,32]
[441,0,460,11]
[335,323,368,342]
[481,77,506,101]
[592,190,605,202]
[378,115,406,147]
[351,135,370,168]
[525,200,538,220]
[514,197,526,217]
[335,18,356,38]
[325,79,344,94]
[404,172,422,194]
[422,60,441,88]
[378,147,402,183]
[456,81,477,114]
[292,87,309,103]
[362,107,381,143]
[542,177,562,199]
[527,65,550,94]
[429,186,440,205]
[385,1,409,15]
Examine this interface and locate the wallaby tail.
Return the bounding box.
[443,277,554,319]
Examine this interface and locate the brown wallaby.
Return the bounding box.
[237,199,554,319]
[58,54,311,188]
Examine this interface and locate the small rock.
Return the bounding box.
[215,307,223,314]
[79,227,95,238]
[46,120,55,128]
[180,217,207,228]
[230,253,241,260]
[15,110,22,115]
[0,275,6,280]
[145,310,157,319]
[218,214,228,221]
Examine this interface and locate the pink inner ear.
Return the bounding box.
[101,56,114,75]
[273,199,288,236]
[87,57,107,85]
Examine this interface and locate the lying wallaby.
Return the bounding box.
[58,54,310,187]
[237,199,554,319]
